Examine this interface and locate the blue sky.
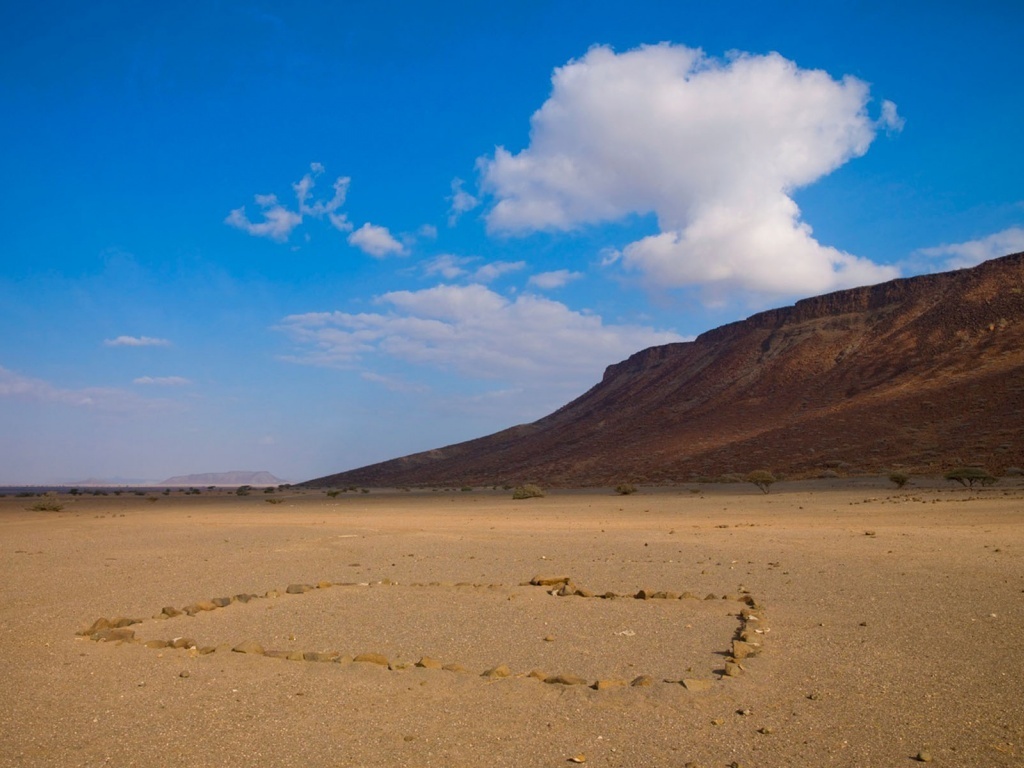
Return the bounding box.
[2,1,1022,484]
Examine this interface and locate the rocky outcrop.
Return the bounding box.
[305,252,1024,486]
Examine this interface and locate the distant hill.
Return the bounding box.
[304,251,1024,487]
[159,471,284,487]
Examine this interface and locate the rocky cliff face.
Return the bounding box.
[306,252,1024,487]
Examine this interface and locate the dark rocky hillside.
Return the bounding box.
[305,252,1024,487]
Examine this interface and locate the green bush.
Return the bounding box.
[746,470,776,494]
[512,484,545,500]
[326,490,341,498]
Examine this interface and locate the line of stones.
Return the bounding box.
[76,575,767,689]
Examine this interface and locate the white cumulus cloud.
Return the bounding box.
[348,222,406,258]
[104,335,171,347]
[917,226,1024,270]
[276,283,683,387]
[479,43,900,300]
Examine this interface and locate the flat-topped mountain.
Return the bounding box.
[159,471,283,487]
[305,252,1024,487]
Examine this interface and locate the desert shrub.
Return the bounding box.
[263,487,275,493]
[235,486,251,496]
[460,486,473,492]
[360,488,370,494]
[146,496,159,503]
[29,500,63,512]
[819,469,840,479]
[68,488,80,496]
[944,467,996,488]
[325,490,341,498]
[265,497,285,504]
[888,471,910,488]
[746,470,776,494]
[614,483,637,495]
[1004,466,1023,477]
[512,484,545,500]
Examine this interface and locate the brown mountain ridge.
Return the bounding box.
[306,252,1024,487]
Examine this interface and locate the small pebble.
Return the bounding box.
[179,670,190,678]
[916,751,933,763]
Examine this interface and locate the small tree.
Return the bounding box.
[746,470,776,494]
[944,467,996,488]
[888,470,910,489]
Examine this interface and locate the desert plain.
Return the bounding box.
[1,479,1022,767]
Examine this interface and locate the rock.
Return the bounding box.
[234,593,254,603]
[79,618,111,636]
[543,635,556,642]
[198,646,216,655]
[442,663,468,673]
[704,593,718,600]
[304,651,338,662]
[680,591,698,599]
[353,652,390,667]
[634,589,654,600]
[144,639,170,649]
[602,591,619,599]
[482,664,512,678]
[569,755,586,764]
[732,640,761,660]
[682,678,713,692]
[264,650,290,659]
[527,669,547,680]
[286,651,304,661]
[317,581,333,589]
[211,597,232,607]
[92,627,135,643]
[415,656,443,669]
[724,662,743,677]
[232,640,265,655]
[545,674,589,686]
[916,751,934,763]
[557,584,575,597]
[285,584,313,594]
[179,670,190,678]
[160,606,182,618]
[531,575,570,586]
[170,636,196,649]
[574,587,595,598]
[592,679,627,690]
[183,601,217,615]
[630,675,654,687]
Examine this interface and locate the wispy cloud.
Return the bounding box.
[133,376,191,386]
[276,283,683,389]
[225,163,353,242]
[348,223,406,257]
[917,226,1024,270]
[104,335,171,347]
[421,255,525,283]
[529,269,583,290]
[1,365,177,412]
[447,177,480,226]
[480,43,900,301]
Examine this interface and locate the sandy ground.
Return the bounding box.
[1,479,1022,767]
